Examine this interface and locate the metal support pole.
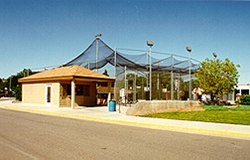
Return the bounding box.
[95,39,99,72]
[157,72,159,99]
[189,52,192,100]
[146,52,149,94]
[146,40,154,101]
[124,66,127,105]
[95,34,101,72]
[171,55,174,100]
[171,71,174,100]
[186,46,192,101]
[177,73,180,100]
[149,46,152,101]
[114,48,117,100]
[133,74,137,103]
[114,48,117,77]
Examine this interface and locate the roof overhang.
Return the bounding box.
[19,76,115,84]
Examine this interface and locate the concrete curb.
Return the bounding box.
[2,105,250,140]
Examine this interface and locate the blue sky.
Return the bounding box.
[1,0,250,83]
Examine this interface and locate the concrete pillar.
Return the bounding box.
[107,92,111,107]
[71,80,75,109]
[107,82,112,106]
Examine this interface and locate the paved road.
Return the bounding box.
[0,109,249,160]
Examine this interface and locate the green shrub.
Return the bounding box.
[239,94,250,105]
[14,85,22,101]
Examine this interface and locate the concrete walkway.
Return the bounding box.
[1,98,250,140]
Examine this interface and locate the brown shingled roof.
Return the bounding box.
[19,65,115,83]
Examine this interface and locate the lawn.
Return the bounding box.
[143,105,250,125]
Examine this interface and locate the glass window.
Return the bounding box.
[97,82,108,87]
[241,89,249,95]
[66,84,90,96]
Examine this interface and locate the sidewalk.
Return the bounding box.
[1,99,250,140]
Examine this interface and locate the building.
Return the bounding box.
[234,83,250,101]
[18,65,115,108]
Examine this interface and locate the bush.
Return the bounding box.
[238,94,250,105]
[14,85,22,101]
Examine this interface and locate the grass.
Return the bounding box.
[143,105,250,125]
[203,105,250,111]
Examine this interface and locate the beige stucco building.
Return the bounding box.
[18,65,115,108]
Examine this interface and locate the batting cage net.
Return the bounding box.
[64,37,200,103]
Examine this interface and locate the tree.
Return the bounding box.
[0,69,33,99]
[195,58,239,104]
[0,78,6,91]
[13,69,33,100]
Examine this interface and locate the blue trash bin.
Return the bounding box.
[109,100,116,111]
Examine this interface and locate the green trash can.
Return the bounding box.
[108,100,116,111]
